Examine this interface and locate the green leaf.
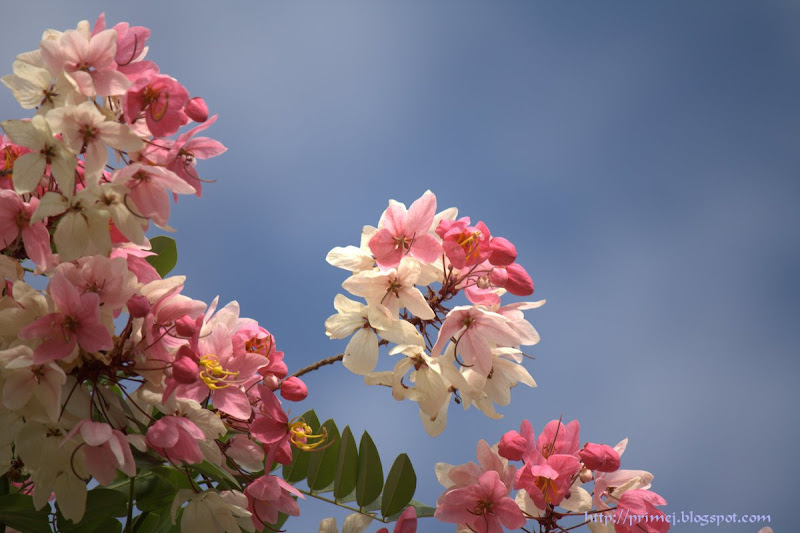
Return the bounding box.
[334,426,358,501]
[146,236,178,277]
[136,468,193,512]
[0,493,51,533]
[306,419,340,491]
[381,453,416,518]
[355,431,383,508]
[132,510,180,533]
[192,461,240,491]
[57,488,128,532]
[282,409,320,483]
[403,500,437,519]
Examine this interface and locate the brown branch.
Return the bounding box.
[288,354,344,378]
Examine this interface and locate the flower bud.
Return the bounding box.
[489,267,508,287]
[579,442,621,472]
[126,294,150,318]
[175,315,198,338]
[262,374,281,391]
[497,430,527,461]
[504,263,534,296]
[579,466,594,483]
[172,356,199,384]
[184,97,209,123]
[488,237,517,267]
[280,376,308,402]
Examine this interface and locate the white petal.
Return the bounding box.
[343,328,379,375]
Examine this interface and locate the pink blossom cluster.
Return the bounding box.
[326,190,542,435]
[0,15,311,530]
[435,418,669,533]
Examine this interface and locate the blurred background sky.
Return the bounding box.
[2,1,799,531]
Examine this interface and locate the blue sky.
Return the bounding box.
[2,2,799,531]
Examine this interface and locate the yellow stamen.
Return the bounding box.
[198,354,241,390]
[456,231,482,261]
[288,417,331,451]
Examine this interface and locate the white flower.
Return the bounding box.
[1,115,76,195]
[319,513,373,533]
[342,257,435,320]
[326,225,377,272]
[31,191,111,261]
[325,294,422,375]
[0,344,66,422]
[171,489,254,533]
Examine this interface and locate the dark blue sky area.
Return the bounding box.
[2,2,798,531]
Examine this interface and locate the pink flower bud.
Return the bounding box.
[504,263,534,296]
[489,267,508,287]
[184,97,209,123]
[280,376,308,402]
[579,443,621,472]
[175,315,197,338]
[488,237,517,267]
[172,356,199,384]
[497,430,527,461]
[126,294,150,318]
[262,374,281,391]
[176,344,197,361]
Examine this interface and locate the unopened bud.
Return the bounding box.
[172,356,199,384]
[126,294,150,318]
[579,442,621,472]
[579,466,594,483]
[488,237,517,267]
[280,376,308,402]
[489,267,508,287]
[504,263,534,296]
[175,315,197,338]
[262,374,281,391]
[185,97,209,123]
[497,430,527,461]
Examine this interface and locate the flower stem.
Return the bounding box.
[288,354,344,379]
[296,488,389,524]
[125,476,135,533]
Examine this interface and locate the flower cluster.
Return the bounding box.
[326,191,542,435]
[435,418,669,533]
[0,15,311,530]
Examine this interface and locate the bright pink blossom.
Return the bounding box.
[112,162,195,227]
[377,506,417,533]
[435,470,525,533]
[436,217,491,269]
[580,443,621,473]
[514,453,582,509]
[124,74,189,137]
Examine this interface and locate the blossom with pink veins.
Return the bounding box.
[430,305,521,378]
[19,274,113,364]
[46,100,144,183]
[436,216,492,270]
[514,453,582,510]
[145,415,206,464]
[249,385,294,466]
[436,439,516,493]
[165,115,227,196]
[226,435,265,473]
[63,420,136,485]
[435,470,526,533]
[40,28,131,97]
[245,474,303,530]
[342,256,435,320]
[0,190,52,268]
[614,489,670,533]
[56,256,137,318]
[30,190,112,261]
[123,74,190,137]
[0,345,65,422]
[92,14,156,81]
[111,162,195,229]
[459,346,536,418]
[368,190,442,268]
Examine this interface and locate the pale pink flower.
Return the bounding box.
[0,345,65,421]
[614,489,669,533]
[112,162,195,228]
[63,420,136,485]
[368,190,442,268]
[431,306,521,377]
[245,474,303,529]
[146,415,205,464]
[0,190,52,267]
[19,274,113,363]
[435,470,526,533]
[40,29,131,97]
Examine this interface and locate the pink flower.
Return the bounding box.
[112,162,195,227]
[514,454,581,509]
[614,489,669,533]
[435,470,525,533]
[436,217,491,270]
[497,430,527,462]
[0,190,52,267]
[368,190,442,268]
[146,415,205,464]
[20,274,113,364]
[64,421,135,485]
[280,376,308,402]
[124,74,189,137]
[40,29,131,97]
[245,475,303,529]
[250,386,293,466]
[376,506,417,533]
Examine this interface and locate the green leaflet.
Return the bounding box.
[334,426,359,500]
[145,236,178,277]
[355,431,383,508]
[381,453,416,518]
